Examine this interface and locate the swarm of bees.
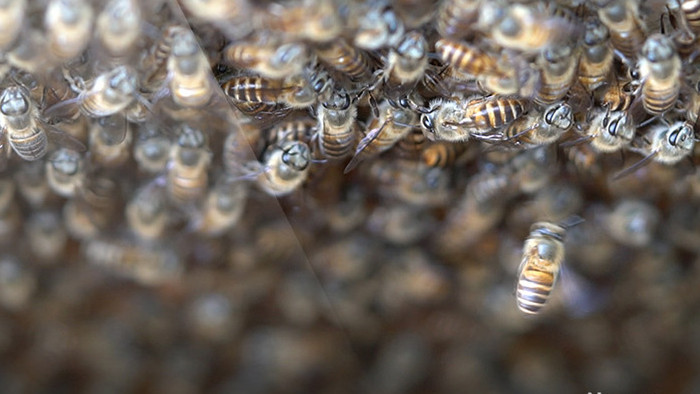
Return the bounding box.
[0,0,700,392]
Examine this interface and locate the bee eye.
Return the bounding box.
[421,115,433,131]
[608,120,618,136]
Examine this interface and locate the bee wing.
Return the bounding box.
[43,96,82,119]
[42,121,87,152]
[558,266,607,318]
[558,134,594,148]
[343,121,388,173]
[612,151,658,180]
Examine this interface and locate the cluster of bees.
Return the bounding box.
[0,0,700,392]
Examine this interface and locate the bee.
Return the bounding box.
[167,125,211,204]
[266,118,316,147]
[354,4,404,50]
[266,0,341,43]
[368,159,451,207]
[572,108,635,153]
[45,148,85,198]
[564,143,601,176]
[191,178,248,236]
[44,0,94,62]
[535,41,579,106]
[63,176,118,240]
[599,74,634,112]
[133,124,171,174]
[279,68,333,109]
[420,96,526,142]
[6,29,47,75]
[605,200,660,247]
[179,0,247,23]
[224,41,308,80]
[614,121,696,179]
[579,16,614,93]
[481,3,576,53]
[82,237,182,285]
[436,0,481,39]
[681,0,700,35]
[126,183,169,241]
[434,38,499,79]
[25,210,67,263]
[140,25,184,94]
[317,89,358,160]
[367,205,433,245]
[596,0,646,63]
[315,39,375,82]
[516,221,569,315]
[380,31,428,99]
[344,99,417,173]
[256,140,311,197]
[95,0,142,59]
[0,86,48,161]
[14,161,51,207]
[421,141,469,168]
[50,65,140,119]
[223,73,330,111]
[88,114,132,168]
[638,34,681,116]
[504,102,574,146]
[0,0,25,51]
[167,28,215,108]
[221,76,294,127]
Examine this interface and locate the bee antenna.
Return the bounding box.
[612,152,658,181]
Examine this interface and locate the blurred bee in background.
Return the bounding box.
[63,176,119,240]
[433,38,502,82]
[166,28,215,108]
[45,147,85,198]
[516,220,578,315]
[224,41,308,80]
[140,24,184,94]
[436,0,481,39]
[133,123,172,174]
[0,0,25,51]
[420,141,470,168]
[265,0,342,44]
[167,125,212,205]
[191,177,248,236]
[6,29,48,75]
[317,89,358,160]
[88,114,132,168]
[95,0,142,62]
[255,140,312,197]
[345,98,418,173]
[368,158,451,207]
[25,210,67,263]
[535,41,579,106]
[605,199,660,247]
[579,16,614,93]
[637,34,681,116]
[14,161,51,207]
[44,0,94,62]
[596,0,646,63]
[315,39,376,83]
[353,3,404,50]
[380,31,428,99]
[126,183,169,241]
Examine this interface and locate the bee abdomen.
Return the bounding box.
[224,77,281,103]
[469,98,525,130]
[10,129,48,161]
[642,82,680,115]
[316,40,373,82]
[516,269,555,314]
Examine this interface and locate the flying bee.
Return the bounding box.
[317,89,358,160]
[344,98,417,173]
[419,96,526,142]
[0,86,48,161]
[45,148,85,198]
[0,0,25,51]
[614,120,696,179]
[568,107,635,153]
[266,0,341,43]
[126,183,169,241]
[315,39,375,83]
[133,124,171,174]
[579,16,614,93]
[44,0,94,61]
[88,114,132,168]
[224,41,308,80]
[480,3,577,53]
[255,140,311,197]
[381,31,428,99]
[535,41,579,106]
[596,0,646,63]
[191,178,248,236]
[354,4,405,50]
[516,221,570,315]
[504,102,574,146]
[638,34,681,116]
[167,125,212,205]
[167,28,215,108]
[95,0,142,59]
[436,0,481,39]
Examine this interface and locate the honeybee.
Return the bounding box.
[368,159,451,207]
[680,0,700,35]
[315,39,375,83]
[421,141,469,168]
[579,16,614,93]
[126,183,169,241]
[63,176,118,240]
[436,0,481,39]
[614,120,696,179]
[224,41,308,80]
[0,86,48,161]
[45,148,85,198]
[599,74,634,112]
[564,143,601,176]
[354,4,405,50]
[191,178,248,236]
[44,0,94,62]
[420,96,526,142]
[434,38,500,79]
[133,124,171,174]
[535,41,579,106]
[516,221,569,315]
[638,34,681,116]
[167,125,211,204]
[140,25,184,93]
[255,140,311,197]
[572,107,635,153]
[381,31,428,99]
[25,210,67,263]
[480,2,576,53]
[0,0,24,50]
[345,98,417,173]
[504,102,574,146]
[88,114,132,168]
[167,28,215,108]
[95,0,142,59]
[266,118,316,147]
[221,76,294,127]
[14,161,51,207]
[367,205,433,245]
[596,0,646,63]
[317,89,358,160]
[605,199,660,247]
[82,237,182,285]
[50,65,140,119]
[266,0,341,43]
[223,72,330,110]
